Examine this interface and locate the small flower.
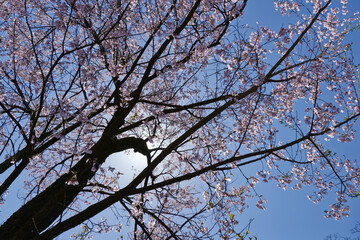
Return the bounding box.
[84,149,92,155]
[91,162,98,172]
[66,174,79,186]
[355,106,360,114]
[304,116,311,125]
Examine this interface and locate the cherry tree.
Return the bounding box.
[0,0,359,239]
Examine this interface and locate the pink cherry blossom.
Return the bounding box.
[0,0,359,239]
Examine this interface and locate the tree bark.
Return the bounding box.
[0,137,148,239]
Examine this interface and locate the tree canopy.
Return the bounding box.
[0,0,359,239]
